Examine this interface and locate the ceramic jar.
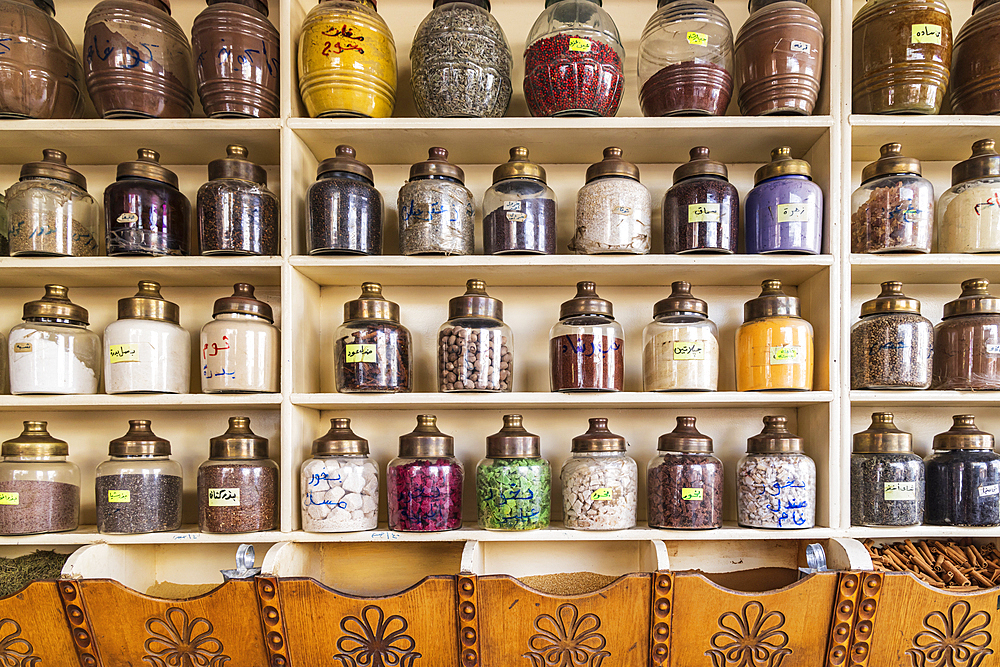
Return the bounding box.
[483,147,556,255]
[301,418,378,532]
[951,0,1000,114]
[438,280,513,393]
[334,283,412,393]
[925,415,1000,527]
[643,281,719,392]
[572,147,652,254]
[937,140,1000,253]
[851,282,933,390]
[201,284,279,393]
[397,148,475,255]
[851,143,933,253]
[736,280,814,391]
[647,417,723,529]
[387,415,463,532]
[851,413,924,527]
[933,279,1000,390]
[308,145,383,255]
[550,282,624,392]
[745,146,824,254]
[198,145,279,255]
[477,415,550,530]
[561,418,637,531]
[105,149,191,256]
[662,146,738,253]
[0,422,79,536]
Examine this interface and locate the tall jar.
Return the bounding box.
[572,147,652,255]
[550,281,624,392]
[334,283,411,393]
[933,279,1000,390]
[643,281,719,391]
[638,0,734,117]
[83,0,195,118]
[201,283,279,393]
[648,416,723,529]
[410,0,512,118]
[937,140,1000,253]
[397,148,475,256]
[6,149,99,257]
[561,418,637,531]
[663,147,738,254]
[308,145,383,255]
[851,143,934,254]
[301,418,378,532]
[736,280,814,391]
[951,0,1000,114]
[477,414,550,531]
[198,417,277,533]
[297,0,396,118]
[387,415,463,532]
[0,194,7,256]
[852,0,952,114]
[851,282,933,390]
[745,146,824,254]
[105,149,191,256]
[737,416,816,529]
[925,415,1000,526]
[9,285,100,395]
[0,421,79,536]
[851,413,924,527]
[198,145,278,256]
[483,147,556,255]
[523,0,625,117]
[438,280,513,392]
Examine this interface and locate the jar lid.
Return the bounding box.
[213,283,274,322]
[860,281,921,316]
[572,417,626,453]
[19,149,87,190]
[1,421,68,457]
[449,279,503,321]
[34,0,55,14]
[952,139,1000,186]
[409,147,465,183]
[853,412,912,454]
[585,147,639,182]
[317,145,374,183]
[658,416,713,453]
[207,0,268,15]
[23,284,89,325]
[754,146,812,184]
[117,149,179,188]
[208,145,267,186]
[673,146,728,183]
[399,414,454,458]
[209,416,268,459]
[118,280,180,324]
[493,147,546,184]
[109,420,170,457]
[861,143,922,183]
[653,281,708,318]
[942,278,1000,318]
[747,416,803,453]
[434,0,490,8]
[344,282,400,322]
[743,279,800,320]
[486,414,541,458]
[933,415,995,451]
[559,281,614,319]
[312,418,369,456]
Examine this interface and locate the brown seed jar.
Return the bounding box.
[933,279,1000,390]
[950,0,1000,114]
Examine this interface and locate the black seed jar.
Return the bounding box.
[198,145,278,255]
[307,145,383,255]
[851,412,924,527]
[483,147,556,255]
[850,281,933,389]
[925,415,1000,527]
[662,146,738,253]
[933,279,1000,390]
[647,416,723,530]
[105,149,191,256]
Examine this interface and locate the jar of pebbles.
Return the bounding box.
[662,147,738,254]
[850,281,933,390]
[201,283,279,393]
[937,139,1000,253]
[0,421,79,536]
[334,283,411,393]
[744,146,824,254]
[572,147,651,255]
[301,418,378,532]
[737,416,815,529]
[483,147,556,255]
[307,145,383,255]
[851,412,924,527]
[105,149,191,256]
[561,418,636,530]
[477,414,550,530]
[735,280,813,391]
[851,143,933,253]
[397,148,475,256]
[550,281,624,392]
[925,415,1000,527]
[647,416,722,529]
[438,279,512,392]
[387,415,463,532]
[642,281,719,391]
[932,279,1000,390]
[198,145,278,256]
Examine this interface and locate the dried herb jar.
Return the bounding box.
[648,417,722,529]
[484,147,556,255]
[850,282,933,390]
[301,418,378,532]
[477,415,550,531]
[0,422,79,536]
[201,284,279,393]
[397,148,475,256]
[736,280,814,391]
[745,147,824,254]
[198,145,278,256]
[643,281,719,392]
[937,140,1000,254]
[308,145,383,255]
[550,281,624,392]
[951,0,1000,114]
[933,279,1000,390]
[925,415,1000,527]
[439,280,512,392]
[737,416,815,529]
[851,413,924,527]
[562,418,637,531]
[572,147,652,255]
[851,143,933,254]
[334,283,411,393]
[663,147,738,254]
[388,415,463,532]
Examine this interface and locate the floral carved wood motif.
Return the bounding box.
[905,600,994,667]
[522,603,610,667]
[332,605,422,667]
[143,607,232,667]
[705,600,792,667]
[0,619,40,667]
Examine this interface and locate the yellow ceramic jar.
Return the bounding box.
[736,280,814,391]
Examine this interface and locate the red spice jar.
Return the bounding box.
[951,0,1000,114]
[549,281,624,392]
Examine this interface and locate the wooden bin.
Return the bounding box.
[0,580,78,665]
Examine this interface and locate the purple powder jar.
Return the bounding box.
[387,415,463,532]
[745,146,823,254]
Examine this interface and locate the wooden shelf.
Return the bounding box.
[0,257,282,287]
[847,526,1000,540]
[851,391,1000,407]
[850,255,1000,284]
[851,116,1000,161]
[0,394,282,412]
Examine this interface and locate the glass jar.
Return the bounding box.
[483,147,556,255]
[643,281,719,391]
[6,150,99,257]
[851,413,924,527]
[95,420,182,534]
[550,281,624,392]
[410,0,512,118]
[933,279,1000,390]
[477,414,550,530]
[572,147,652,255]
[662,147,738,254]
[105,149,191,256]
[83,0,195,118]
[523,0,624,117]
[737,416,815,529]
[925,415,1000,526]
[297,0,397,118]
[308,145,383,255]
[0,194,7,256]
[951,0,1000,114]
[301,418,378,532]
[387,415,463,532]
[201,283,279,393]
[937,140,1000,253]
[851,143,933,254]
[439,280,513,392]
[561,418,637,530]
[397,147,475,256]
[648,416,723,529]
[851,282,933,390]
[0,421,79,536]
[638,0,734,116]
[736,280,814,391]
[198,145,278,256]
[9,285,100,395]
[745,146,824,254]
[334,282,411,393]
[852,0,952,114]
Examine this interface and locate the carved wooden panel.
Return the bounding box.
[651,572,674,667]
[256,576,291,667]
[56,579,102,667]
[0,581,80,667]
[456,574,480,667]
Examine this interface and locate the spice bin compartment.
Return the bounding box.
[0,579,78,665]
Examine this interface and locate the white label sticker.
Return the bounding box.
[117,212,139,224]
[777,203,812,223]
[769,345,802,364]
[507,212,527,223]
[503,201,521,212]
[987,343,1000,355]
[109,343,140,363]
[688,203,720,222]
[208,488,241,507]
[790,40,811,53]
[13,342,30,353]
[884,482,916,501]
[980,484,999,497]
[672,341,706,361]
[615,206,632,216]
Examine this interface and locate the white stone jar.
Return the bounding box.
[201,283,279,393]
[301,418,378,532]
[560,418,637,530]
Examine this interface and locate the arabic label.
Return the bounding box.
[776,203,812,223]
[615,206,632,215]
[109,343,140,363]
[672,341,705,361]
[769,345,802,365]
[0,492,18,506]
[590,487,613,501]
[883,481,916,501]
[108,490,131,503]
[686,31,708,46]
[569,37,592,52]
[979,484,1000,498]
[504,200,521,212]
[208,488,241,507]
[911,24,942,44]
[688,203,720,222]
[987,343,1000,355]
[345,343,376,363]
[790,40,811,53]
[117,212,139,224]
[507,212,528,223]
[681,488,703,501]
[13,342,30,353]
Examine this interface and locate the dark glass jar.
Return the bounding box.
[851,143,933,253]
[308,145,383,255]
[925,415,1000,526]
[198,145,278,255]
[745,147,823,254]
[334,283,412,393]
[387,415,463,532]
[438,280,513,392]
[648,416,723,529]
[933,279,1000,390]
[477,415,550,531]
[550,281,624,392]
[105,149,191,256]
[483,147,556,255]
[851,282,933,390]
[851,413,924,527]
[663,146,738,253]
[951,0,1000,114]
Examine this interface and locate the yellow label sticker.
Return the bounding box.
[776,203,812,223]
[345,343,376,363]
[912,24,942,44]
[108,490,131,503]
[208,488,241,507]
[884,482,916,501]
[109,343,140,363]
[569,37,592,52]
[681,488,703,501]
[0,492,19,506]
[769,345,802,364]
[591,488,613,501]
[688,203,720,222]
[13,342,31,353]
[687,31,709,46]
[672,341,706,361]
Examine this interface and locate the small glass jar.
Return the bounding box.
[745,147,824,254]
[951,0,1000,114]
[643,281,719,392]
[105,149,191,256]
[483,147,556,255]
[561,418,637,531]
[572,147,652,255]
[477,414,550,530]
[410,0,512,118]
[95,420,182,535]
[933,279,1000,390]
[737,416,816,529]
[663,147,738,254]
[736,280,814,391]
[9,285,100,395]
[523,0,625,117]
[438,280,513,392]
[308,145,383,255]
[301,418,378,532]
[925,415,1000,527]
[398,148,476,256]
[0,421,79,536]
[851,282,933,390]
[550,281,624,392]
[201,283,279,393]
[387,415,463,532]
[198,145,279,256]
[334,282,411,393]
[852,143,933,253]
[0,194,8,256]
[6,150,99,257]
[648,416,723,529]
[851,413,924,527]
[937,140,1000,254]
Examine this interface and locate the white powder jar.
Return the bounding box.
[201,283,279,393]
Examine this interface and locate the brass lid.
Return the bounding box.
[673,146,728,183]
[747,416,803,453]
[860,281,921,316]
[743,280,800,320]
[653,281,708,318]
[117,281,180,324]
[486,414,541,458]
[1,421,68,457]
[449,279,502,321]
[23,285,89,325]
[754,146,812,184]
[942,279,1000,318]
[19,149,87,190]
[952,139,1000,186]
[317,145,374,183]
[209,416,268,459]
[109,420,171,457]
[853,412,912,454]
[312,418,369,456]
[492,147,546,184]
[572,418,627,453]
[398,415,454,458]
[933,415,995,451]
[585,147,640,183]
[208,145,267,186]
[344,282,399,322]
[408,147,465,183]
[213,283,274,322]
[559,281,614,320]
[861,143,922,184]
[117,149,179,188]
[658,416,713,453]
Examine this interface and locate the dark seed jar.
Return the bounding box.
[387,415,463,532]
[647,416,722,529]
[105,149,191,256]
[745,146,823,254]
[397,147,475,256]
[483,147,556,255]
[198,145,278,256]
[925,415,1000,527]
[308,145,383,255]
[850,282,933,390]
[334,283,412,393]
[951,0,1000,114]
[851,413,924,527]
[477,415,550,531]
[550,281,624,392]
[933,279,1000,390]
[438,280,513,392]
[663,146,738,254]
[851,143,933,254]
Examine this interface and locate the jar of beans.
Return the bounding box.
[648,417,722,529]
[851,413,924,527]
[334,283,412,393]
[550,281,624,392]
[851,143,933,254]
[439,279,512,392]
[477,415,550,531]
[0,421,79,536]
[301,418,378,532]
[572,147,652,255]
[105,149,191,256]
[737,416,815,529]
[662,147,738,254]
[307,145,383,255]
[561,418,637,531]
[736,280,814,391]
[933,279,1000,390]
[201,283,279,393]
[397,147,475,256]
[387,415,463,532]
[937,140,1000,253]
[745,147,824,254]
[198,145,278,256]
[643,281,719,391]
[851,282,933,390]
[483,147,556,254]
[925,415,1000,527]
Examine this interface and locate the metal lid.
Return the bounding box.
[109,420,171,457]
[942,279,1000,318]
[952,139,1000,186]
[213,283,274,322]
[853,412,912,454]
[754,146,812,184]
[117,281,180,324]
[860,281,921,316]
[486,414,541,458]
[19,149,87,190]
[408,147,465,183]
[1,421,68,457]
[658,416,713,453]
[743,280,800,320]
[673,146,728,183]
[585,147,639,183]
[344,282,399,322]
[449,279,503,321]
[398,415,454,458]
[317,145,374,184]
[572,418,626,453]
[117,149,179,188]
[747,416,803,453]
[653,281,708,319]
[208,145,267,186]
[311,418,370,456]
[434,0,490,8]
[493,147,546,184]
[209,417,268,459]
[32,0,55,15]
[22,285,89,325]
[861,143,922,183]
[933,415,995,451]
[559,281,614,319]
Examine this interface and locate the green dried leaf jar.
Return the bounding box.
[476,414,550,531]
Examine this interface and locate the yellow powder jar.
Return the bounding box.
[736,280,814,391]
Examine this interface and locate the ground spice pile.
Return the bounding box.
[865,539,1000,589]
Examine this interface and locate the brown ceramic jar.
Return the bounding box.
[951,0,1000,114]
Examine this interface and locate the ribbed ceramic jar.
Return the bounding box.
[951,0,1000,114]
